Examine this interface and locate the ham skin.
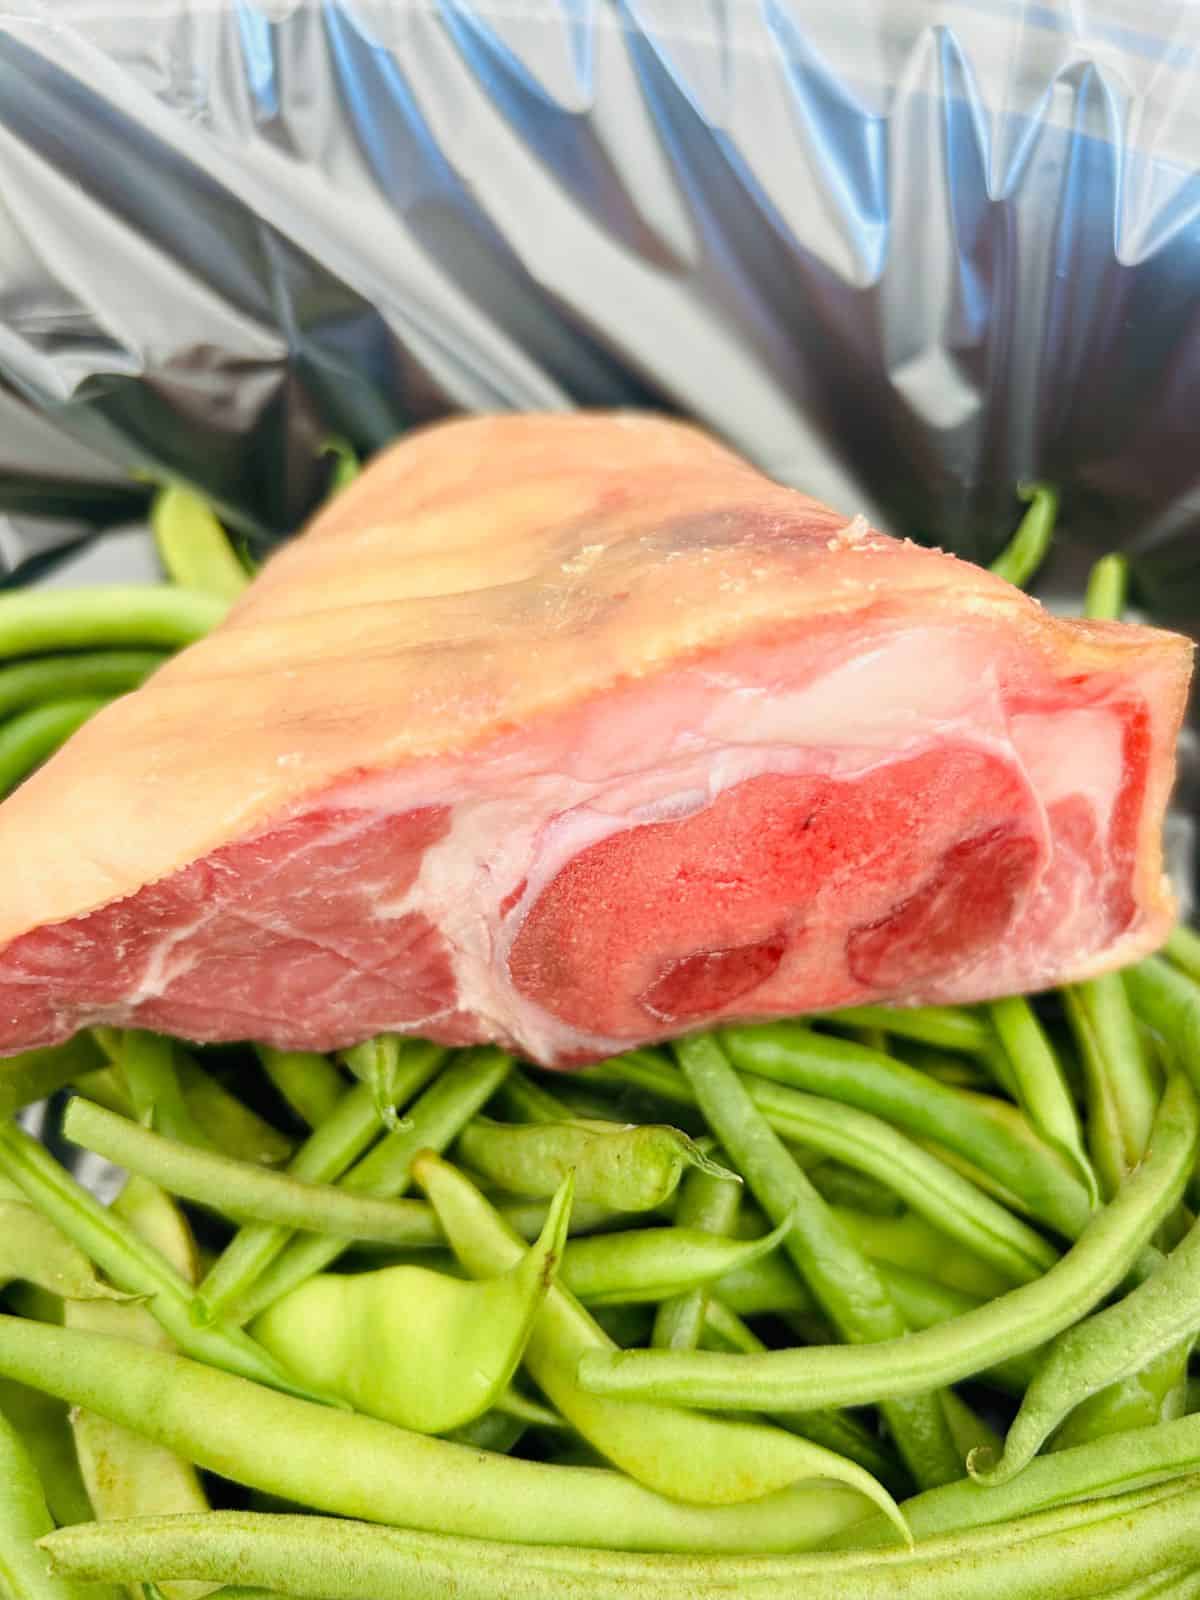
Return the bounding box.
[0,413,1191,1068]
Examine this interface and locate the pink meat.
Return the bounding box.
[0,414,1191,1067]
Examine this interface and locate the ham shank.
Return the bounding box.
[0,414,1191,1067]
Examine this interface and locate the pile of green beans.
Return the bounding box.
[2,479,1200,1595]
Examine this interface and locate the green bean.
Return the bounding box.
[941,1390,1001,1466]
[0,1036,107,1120]
[150,485,250,602]
[721,1021,1091,1237]
[0,700,111,795]
[1084,552,1129,620]
[831,1208,1015,1299]
[652,1159,741,1350]
[989,481,1058,587]
[0,1197,133,1306]
[1126,957,1200,1101]
[0,1118,335,1406]
[712,1252,1038,1391]
[834,1412,1200,1549]
[197,1043,445,1321]
[805,1160,905,1217]
[229,1049,512,1323]
[592,1047,1058,1285]
[701,1302,912,1495]
[63,1096,468,1245]
[66,1178,211,1600]
[446,1410,528,1455]
[497,1067,575,1124]
[672,1033,961,1491]
[1166,926,1200,986]
[254,1047,345,1130]
[558,1217,792,1307]
[78,1050,294,1168]
[251,1178,573,1433]
[36,1482,1200,1600]
[115,1031,214,1149]
[0,1407,95,1600]
[977,1205,1200,1483]
[988,997,1100,1206]
[0,587,227,658]
[0,1379,92,1528]
[813,1006,993,1056]
[0,652,162,721]
[415,1150,908,1532]
[320,439,360,495]
[576,1069,1199,1412]
[340,1035,411,1129]
[1064,976,1159,1199]
[0,1316,874,1555]
[455,1116,734,1213]
[1050,1341,1191,1455]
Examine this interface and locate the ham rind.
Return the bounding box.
[0,414,1191,1067]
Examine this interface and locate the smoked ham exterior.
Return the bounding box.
[0,413,1191,1067]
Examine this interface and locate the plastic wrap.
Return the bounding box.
[0,0,1196,615]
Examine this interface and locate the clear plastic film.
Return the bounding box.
[1,3,1199,599]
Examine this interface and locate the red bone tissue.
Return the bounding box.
[0,415,1191,1066]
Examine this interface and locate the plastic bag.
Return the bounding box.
[1,0,1198,634]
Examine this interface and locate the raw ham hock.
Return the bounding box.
[0,414,1191,1067]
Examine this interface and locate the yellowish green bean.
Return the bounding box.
[251,1179,573,1433]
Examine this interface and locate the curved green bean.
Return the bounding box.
[0,1196,135,1307]
[575,1070,1199,1412]
[150,485,250,602]
[588,1049,1058,1285]
[988,997,1099,1206]
[700,1301,912,1494]
[66,1177,211,1600]
[36,1482,1200,1600]
[1063,977,1159,1200]
[721,1022,1091,1237]
[813,1006,993,1056]
[456,1116,733,1213]
[0,1036,107,1120]
[977,1206,1200,1483]
[559,1217,792,1307]
[0,1316,873,1555]
[415,1149,908,1532]
[254,1047,345,1131]
[834,1412,1200,1550]
[0,699,111,795]
[115,1030,215,1150]
[989,481,1058,587]
[0,652,161,720]
[0,1378,92,1529]
[0,1118,335,1406]
[1126,958,1200,1100]
[1049,1342,1190,1456]
[223,1050,514,1323]
[63,1096,468,1244]
[198,1043,446,1321]
[0,1407,96,1600]
[341,1035,415,1129]
[1084,552,1129,620]
[251,1179,574,1433]
[0,586,226,658]
[672,1033,961,1491]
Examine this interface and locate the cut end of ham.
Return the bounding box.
[0,414,1192,1067]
